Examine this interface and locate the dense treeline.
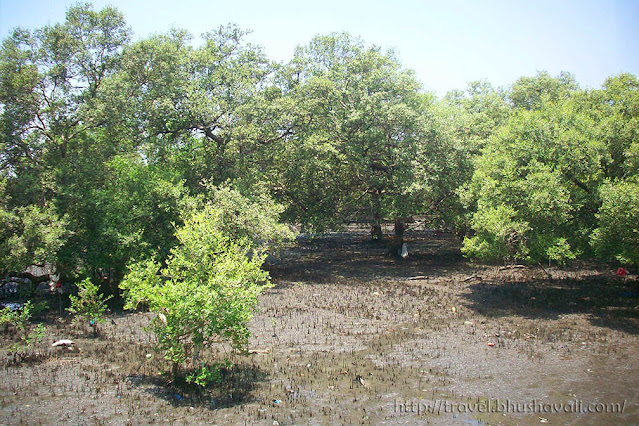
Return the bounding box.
[1,4,638,289]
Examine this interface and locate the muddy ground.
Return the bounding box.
[1,230,638,425]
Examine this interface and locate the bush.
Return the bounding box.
[1,301,47,355]
[0,304,29,334]
[120,203,274,377]
[67,278,112,334]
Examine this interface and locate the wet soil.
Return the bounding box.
[1,230,638,425]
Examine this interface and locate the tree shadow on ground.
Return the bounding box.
[462,274,639,335]
[266,230,466,284]
[129,362,269,410]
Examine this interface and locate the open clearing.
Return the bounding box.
[1,231,638,425]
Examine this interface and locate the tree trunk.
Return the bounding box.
[370,222,383,241]
[172,361,180,380]
[388,218,407,258]
[370,189,384,242]
[192,345,201,365]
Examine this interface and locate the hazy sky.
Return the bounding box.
[1,0,638,96]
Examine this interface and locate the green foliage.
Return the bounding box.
[462,205,530,263]
[1,302,47,355]
[2,3,638,273]
[435,81,511,230]
[198,183,295,249]
[67,278,112,329]
[268,33,440,230]
[108,24,273,189]
[545,237,578,265]
[21,323,46,349]
[0,305,27,334]
[461,89,604,264]
[186,359,232,387]
[0,203,69,274]
[120,202,275,376]
[509,71,579,111]
[461,72,639,264]
[0,301,43,339]
[1,3,130,280]
[88,154,187,275]
[591,180,639,265]
[0,179,69,273]
[597,74,639,180]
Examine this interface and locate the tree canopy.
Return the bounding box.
[1,2,638,293]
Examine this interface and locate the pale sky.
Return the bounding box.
[1,0,638,96]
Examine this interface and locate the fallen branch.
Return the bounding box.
[463,275,483,282]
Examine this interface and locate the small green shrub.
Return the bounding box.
[0,301,34,336]
[1,302,47,356]
[21,323,46,349]
[0,307,22,333]
[67,278,112,333]
[121,204,274,378]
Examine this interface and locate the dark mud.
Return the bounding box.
[1,230,638,424]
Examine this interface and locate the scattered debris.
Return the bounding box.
[52,339,81,352]
[616,267,629,277]
[353,375,370,388]
[400,243,408,258]
[1,302,24,311]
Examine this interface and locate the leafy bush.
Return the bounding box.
[0,301,45,335]
[67,278,112,333]
[120,203,274,377]
[1,301,47,355]
[0,305,27,334]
